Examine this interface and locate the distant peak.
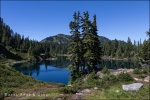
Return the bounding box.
[57,33,64,36]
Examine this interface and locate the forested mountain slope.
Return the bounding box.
[40,34,110,44]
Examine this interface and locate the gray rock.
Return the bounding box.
[67,84,72,87]
[57,98,63,100]
[115,90,119,93]
[81,89,91,93]
[76,93,83,95]
[71,94,82,100]
[94,87,98,90]
[144,76,150,82]
[96,71,105,78]
[122,83,143,91]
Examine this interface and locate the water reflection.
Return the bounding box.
[98,59,141,70]
[12,57,141,84]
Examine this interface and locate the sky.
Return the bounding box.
[1,1,149,43]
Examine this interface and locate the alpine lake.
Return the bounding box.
[12,57,141,85]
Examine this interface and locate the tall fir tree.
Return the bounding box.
[141,29,150,63]
[87,14,102,72]
[68,12,83,81]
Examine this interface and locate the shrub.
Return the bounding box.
[133,68,140,74]
[101,66,109,74]
[142,69,147,74]
[86,71,95,82]
[118,73,133,81]
[85,71,96,86]
[60,86,76,94]
[102,75,117,83]
[138,74,146,79]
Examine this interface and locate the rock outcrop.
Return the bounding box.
[122,83,143,91]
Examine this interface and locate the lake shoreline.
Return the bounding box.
[102,56,134,61]
[5,60,28,66]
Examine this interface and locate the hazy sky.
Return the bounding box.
[1,1,149,42]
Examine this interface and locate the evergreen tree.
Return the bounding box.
[146,29,150,41]
[68,11,103,81]
[68,12,83,81]
[141,29,150,63]
[83,14,102,72]
[141,40,150,62]
[125,37,133,58]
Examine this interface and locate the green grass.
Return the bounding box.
[69,71,149,100]
[0,64,48,98]
[82,82,149,100]
[0,64,43,86]
[0,64,67,99]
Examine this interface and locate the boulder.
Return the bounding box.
[94,87,98,90]
[122,83,143,91]
[126,69,134,73]
[134,78,139,81]
[67,84,72,87]
[115,90,119,93]
[144,76,150,82]
[57,98,63,100]
[76,93,83,95]
[71,94,82,100]
[96,71,105,78]
[81,89,91,93]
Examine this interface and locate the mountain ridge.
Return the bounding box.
[40,33,111,44]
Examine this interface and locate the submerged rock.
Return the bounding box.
[122,83,143,91]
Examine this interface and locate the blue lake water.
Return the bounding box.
[12,57,141,84]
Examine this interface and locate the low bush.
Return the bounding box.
[86,71,95,82]
[60,86,76,94]
[142,69,148,74]
[133,68,140,74]
[118,73,133,81]
[101,66,109,74]
[102,75,118,84]
[138,74,146,79]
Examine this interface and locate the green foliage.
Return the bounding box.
[102,75,118,84]
[138,74,146,79]
[83,83,149,100]
[0,64,46,95]
[72,72,117,89]
[141,40,150,62]
[117,73,133,81]
[60,86,76,94]
[68,11,102,82]
[0,17,68,60]
[133,68,140,74]
[101,66,109,74]
[82,12,102,72]
[68,12,84,81]
[86,71,96,83]
[142,69,148,74]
